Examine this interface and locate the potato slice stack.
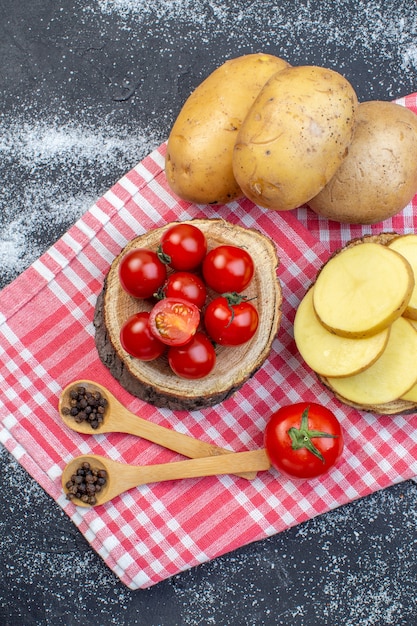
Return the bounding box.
[294,233,417,414]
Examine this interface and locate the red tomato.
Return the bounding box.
[120,312,166,361]
[149,298,200,346]
[161,271,207,309]
[204,294,259,346]
[202,245,254,293]
[118,248,167,298]
[264,402,344,479]
[168,331,216,379]
[159,223,207,271]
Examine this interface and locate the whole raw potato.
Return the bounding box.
[232,65,358,211]
[308,100,417,224]
[165,53,290,205]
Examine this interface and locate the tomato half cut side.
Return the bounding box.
[264,402,344,479]
[204,294,259,346]
[149,298,200,346]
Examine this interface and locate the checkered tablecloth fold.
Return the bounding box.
[1,93,417,589]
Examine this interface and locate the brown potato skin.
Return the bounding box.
[165,53,290,205]
[232,65,358,211]
[308,100,417,224]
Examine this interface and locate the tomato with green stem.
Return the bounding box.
[264,402,344,479]
[118,248,167,298]
[158,223,207,271]
[204,293,259,346]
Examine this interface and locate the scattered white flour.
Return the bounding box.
[93,0,230,23]
[170,486,417,626]
[89,0,417,83]
[3,430,416,625]
[2,0,416,289]
[0,114,159,287]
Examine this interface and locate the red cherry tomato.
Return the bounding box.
[118,248,167,298]
[168,331,216,379]
[159,223,207,271]
[149,298,200,346]
[264,402,344,479]
[161,271,207,309]
[202,245,254,293]
[120,312,166,361]
[204,294,259,346]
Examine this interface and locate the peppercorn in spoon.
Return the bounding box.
[62,450,271,507]
[58,380,256,480]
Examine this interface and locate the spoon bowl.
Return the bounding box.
[58,380,257,479]
[62,449,271,507]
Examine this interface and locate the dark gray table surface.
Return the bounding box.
[1,1,417,624]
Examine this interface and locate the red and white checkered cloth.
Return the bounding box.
[1,94,417,589]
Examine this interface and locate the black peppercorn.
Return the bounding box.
[64,386,108,429]
[64,460,107,505]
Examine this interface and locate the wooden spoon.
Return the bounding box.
[62,449,271,507]
[58,380,257,479]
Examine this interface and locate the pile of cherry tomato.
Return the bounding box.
[118,223,259,379]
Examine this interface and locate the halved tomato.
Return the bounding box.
[149,298,200,346]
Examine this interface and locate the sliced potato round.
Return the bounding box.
[388,234,417,320]
[325,317,417,406]
[294,287,390,377]
[401,318,417,402]
[401,384,417,403]
[313,242,414,338]
[409,319,417,331]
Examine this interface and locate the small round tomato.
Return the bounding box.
[202,245,254,293]
[149,298,200,346]
[159,223,207,271]
[120,312,166,361]
[168,331,216,379]
[118,248,167,299]
[160,271,207,309]
[264,402,344,479]
[204,294,259,346]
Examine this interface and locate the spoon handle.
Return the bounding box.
[114,404,258,480]
[104,449,271,504]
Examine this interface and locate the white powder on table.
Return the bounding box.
[2,437,416,625]
[0,113,159,288]
[89,0,417,83]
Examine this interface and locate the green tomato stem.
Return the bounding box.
[221,292,257,328]
[287,406,338,463]
[221,292,242,327]
[157,245,171,265]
